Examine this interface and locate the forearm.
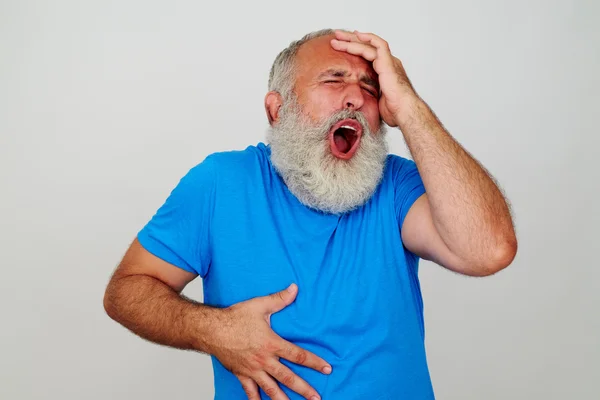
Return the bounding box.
[103,274,225,353]
[397,98,516,267]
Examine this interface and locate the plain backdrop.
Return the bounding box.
[1,0,598,399]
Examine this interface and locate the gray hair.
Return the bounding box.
[268,29,339,100]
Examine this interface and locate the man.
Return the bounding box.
[104,28,517,400]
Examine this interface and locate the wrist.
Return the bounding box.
[187,304,229,354]
[394,95,425,129]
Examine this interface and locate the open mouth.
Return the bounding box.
[329,119,363,160]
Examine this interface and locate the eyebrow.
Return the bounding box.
[317,69,380,93]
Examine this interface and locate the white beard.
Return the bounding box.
[266,97,389,215]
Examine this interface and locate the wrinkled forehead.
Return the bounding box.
[294,34,377,83]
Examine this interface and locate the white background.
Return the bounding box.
[1,0,598,399]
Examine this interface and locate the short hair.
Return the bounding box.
[267,28,338,100]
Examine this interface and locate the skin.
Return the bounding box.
[104,239,331,400]
[265,35,382,135]
[266,30,517,276]
[104,30,518,400]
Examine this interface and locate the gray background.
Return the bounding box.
[1,0,598,399]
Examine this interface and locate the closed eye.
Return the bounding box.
[363,86,378,97]
[323,81,378,97]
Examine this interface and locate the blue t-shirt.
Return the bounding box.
[138,142,435,399]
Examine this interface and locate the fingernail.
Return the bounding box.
[287,283,297,293]
[322,366,332,374]
[310,396,320,400]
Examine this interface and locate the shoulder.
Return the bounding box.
[203,142,269,171]
[384,153,421,183]
[385,153,418,173]
[183,142,269,188]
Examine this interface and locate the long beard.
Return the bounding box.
[266,97,389,215]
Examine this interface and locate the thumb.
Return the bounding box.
[262,283,298,314]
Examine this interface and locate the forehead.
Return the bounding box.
[294,34,377,81]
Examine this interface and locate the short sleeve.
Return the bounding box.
[136,155,217,277]
[391,156,426,229]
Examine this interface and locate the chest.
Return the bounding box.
[204,190,411,317]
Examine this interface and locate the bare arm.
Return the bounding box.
[399,98,517,275]
[103,238,220,352]
[329,30,517,276]
[104,238,331,400]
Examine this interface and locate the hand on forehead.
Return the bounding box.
[296,32,379,82]
[326,29,417,128]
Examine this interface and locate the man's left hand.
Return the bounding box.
[330,30,419,127]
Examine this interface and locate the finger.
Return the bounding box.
[236,375,261,400]
[265,359,321,400]
[337,31,398,75]
[353,31,391,52]
[333,29,364,44]
[275,339,332,375]
[334,30,385,49]
[253,372,290,400]
[262,283,298,314]
[330,39,377,61]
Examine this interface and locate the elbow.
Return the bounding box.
[475,236,518,277]
[103,269,133,321]
[103,280,121,321]
[103,287,115,320]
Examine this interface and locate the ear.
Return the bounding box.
[264,91,283,126]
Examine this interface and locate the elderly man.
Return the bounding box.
[104,28,517,400]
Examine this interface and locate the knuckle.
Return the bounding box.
[265,339,281,354]
[255,376,271,392]
[269,292,282,305]
[294,349,308,365]
[264,385,279,397]
[276,291,286,302]
[250,351,266,367]
[244,391,256,399]
[280,373,295,387]
[242,385,255,398]
[237,378,258,399]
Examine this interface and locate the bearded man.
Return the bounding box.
[103,29,517,400]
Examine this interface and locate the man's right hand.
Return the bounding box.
[209,283,331,400]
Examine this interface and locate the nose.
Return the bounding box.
[342,83,365,111]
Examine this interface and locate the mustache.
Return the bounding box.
[278,96,378,140]
[311,108,372,137]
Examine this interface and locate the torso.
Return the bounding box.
[204,143,434,399]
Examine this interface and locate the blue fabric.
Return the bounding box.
[137,142,434,399]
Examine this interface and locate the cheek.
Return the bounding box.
[365,104,381,132]
[301,92,335,121]
[370,120,381,134]
[311,98,338,122]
